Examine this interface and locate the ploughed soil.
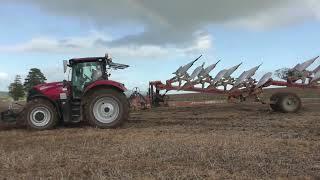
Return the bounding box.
[0,100,319,179]
[0,87,320,179]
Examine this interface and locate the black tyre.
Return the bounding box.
[277,93,301,113]
[270,93,282,111]
[26,99,58,130]
[85,89,129,128]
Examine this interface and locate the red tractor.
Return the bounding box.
[1,54,130,130]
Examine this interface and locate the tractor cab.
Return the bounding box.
[68,58,106,98]
[64,54,129,98]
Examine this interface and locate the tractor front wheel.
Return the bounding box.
[26,99,58,130]
[85,89,129,128]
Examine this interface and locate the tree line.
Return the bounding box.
[9,68,47,101]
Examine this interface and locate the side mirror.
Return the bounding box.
[63,60,68,73]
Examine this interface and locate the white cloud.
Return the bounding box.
[0,30,214,91]
[0,72,10,91]
[0,31,212,58]
[184,33,213,55]
[3,0,320,47]
[0,72,9,81]
[0,0,318,60]
[1,0,320,91]
[224,1,318,30]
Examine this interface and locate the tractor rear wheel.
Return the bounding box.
[85,89,129,128]
[26,99,58,130]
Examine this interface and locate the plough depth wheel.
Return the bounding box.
[270,92,301,113]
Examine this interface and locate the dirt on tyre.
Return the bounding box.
[276,93,301,113]
[85,89,129,128]
[270,93,282,111]
[26,98,59,130]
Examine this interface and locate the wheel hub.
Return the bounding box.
[283,97,298,112]
[104,107,110,113]
[30,107,51,127]
[35,112,45,121]
[286,98,295,106]
[93,97,120,123]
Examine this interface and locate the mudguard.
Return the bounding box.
[84,80,127,94]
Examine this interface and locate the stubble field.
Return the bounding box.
[0,98,319,179]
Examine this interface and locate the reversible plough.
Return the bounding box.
[149,55,320,112]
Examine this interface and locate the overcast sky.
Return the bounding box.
[0,0,320,91]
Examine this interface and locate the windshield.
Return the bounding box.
[72,62,103,97]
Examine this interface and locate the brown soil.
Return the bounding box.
[0,100,319,179]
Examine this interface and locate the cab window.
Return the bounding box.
[72,62,103,98]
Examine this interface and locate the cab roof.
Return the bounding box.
[69,57,108,65]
